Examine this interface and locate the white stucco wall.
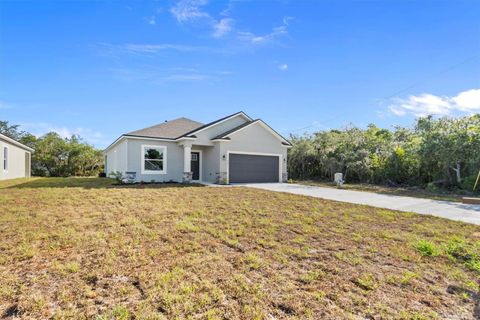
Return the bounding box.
[126,138,184,182]
[220,122,288,182]
[194,115,249,146]
[190,114,251,182]
[203,142,221,183]
[103,114,289,183]
[0,138,31,180]
[105,138,128,175]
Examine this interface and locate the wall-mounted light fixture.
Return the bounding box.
[222,154,226,160]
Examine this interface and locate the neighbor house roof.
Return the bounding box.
[0,133,34,152]
[126,117,204,139]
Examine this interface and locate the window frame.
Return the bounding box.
[141,145,167,175]
[3,146,8,172]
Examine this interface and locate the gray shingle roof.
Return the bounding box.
[126,117,204,139]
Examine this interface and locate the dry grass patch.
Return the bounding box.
[0,177,479,319]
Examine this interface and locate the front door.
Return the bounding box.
[191,152,200,180]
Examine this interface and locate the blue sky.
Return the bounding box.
[0,0,479,148]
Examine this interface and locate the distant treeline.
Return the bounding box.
[288,115,480,191]
[1,121,103,177]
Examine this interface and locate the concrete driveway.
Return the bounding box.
[239,183,480,225]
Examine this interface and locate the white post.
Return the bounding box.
[183,145,191,173]
[182,144,192,182]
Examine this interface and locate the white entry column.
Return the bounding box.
[181,142,193,182]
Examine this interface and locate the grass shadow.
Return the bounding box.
[2,177,205,189]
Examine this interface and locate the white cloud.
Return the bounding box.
[170,0,209,23]
[283,16,294,26]
[389,88,480,117]
[96,43,222,56]
[109,66,229,84]
[164,74,210,81]
[169,1,292,43]
[237,17,290,44]
[145,15,156,25]
[451,88,480,112]
[278,63,288,71]
[123,43,198,53]
[213,18,234,38]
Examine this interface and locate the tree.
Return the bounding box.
[1,119,104,177]
[0,120,27,141]
[287,114,480,191]
[33,133,103,177]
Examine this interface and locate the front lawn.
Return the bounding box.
[0,178,479,319]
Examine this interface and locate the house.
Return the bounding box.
[104,111,292,184]
[0,133,33,180]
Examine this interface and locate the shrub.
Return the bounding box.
[109,171,124,183]
[425,182,439,193]
[414,240,439,257]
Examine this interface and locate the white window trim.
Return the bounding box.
[3,146,8,172]
[226,151,283,183]
[141,145,167,175]
[191,149,203,182]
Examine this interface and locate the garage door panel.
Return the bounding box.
[229,154,279,183]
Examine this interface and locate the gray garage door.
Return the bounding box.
[229,153,279,183]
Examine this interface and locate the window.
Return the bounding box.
[3,147,7,171]
[191,153,198,161]
[142,145,167,174]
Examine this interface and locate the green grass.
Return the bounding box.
[0,177,479,319]
[414,239,440,257]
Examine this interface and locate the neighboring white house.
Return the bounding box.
[0,133,33,180]
[104,111,292,184]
